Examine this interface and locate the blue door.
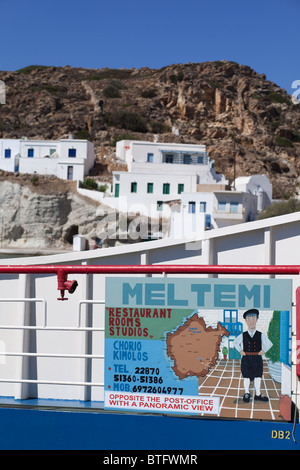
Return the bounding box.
[67,166,73,180]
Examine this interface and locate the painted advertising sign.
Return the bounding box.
[104,277,292,421]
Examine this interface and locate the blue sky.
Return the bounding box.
[0,0,299,94]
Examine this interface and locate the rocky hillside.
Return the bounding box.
[0,174,99,249]
[1,61,300,198]
[0,173,160,250]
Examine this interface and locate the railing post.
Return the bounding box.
[14,274,37,400]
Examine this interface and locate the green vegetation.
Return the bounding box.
[110,133,138,146]
[169,72,184,84]
[222,347,228,357]
[265,311,280,363]
[275,136,293,147]
[31,175,39,186]
[274,129,300,148]
[251,91,290,106]
[103,85,121,98]
[258,197,300,220]
[102,79,127,98]
[74,129,90,140]
[213,61,225,69]
[87,69,133,81]
[29,84,61,94]
[109,79,127,90]
[17,65,51,74]
[81,178,98,191]
[149,120,171,134]
[268,92,290,105]
[270,120,281,130]
[141,88,158,98]
[104,110,148,133]
[291,130,300,142]
[81,179,107,192]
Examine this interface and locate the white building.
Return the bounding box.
[233,175,272,211]
[170,175,272,238]
[106,140,272,235]
[0,137,95,181]
[111,140,228,217]
[170,190,258,239]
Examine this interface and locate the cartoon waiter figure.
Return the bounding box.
[234,308,273,403]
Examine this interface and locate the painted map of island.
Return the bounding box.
[166,313,229,380]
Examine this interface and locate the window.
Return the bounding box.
[178,183,184,194]
[197,156,204,164]
[115,183,119,198]
[218,201,226,212]
[131,182,137,193]
[184,154,191,164]
[230,202,239,213]
[224,310,231,323]
[163,183,170,195]
[147,153,153,163]
[199,202,206,212]
[223,309,238,323]
[50,148,56,156]
[205,214,211,229]
[4,149,11,158]
[157,201,163,211]
[28,148,34,158]
[188,201,196,213]
[147,182,153,194]
[68,148,76,158]
[165,154,173,163]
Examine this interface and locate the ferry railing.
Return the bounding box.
[0,264,299,398]
[0,263,300,297]
[0,298,47,328]
[0,297,106,390]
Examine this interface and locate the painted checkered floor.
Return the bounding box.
[198,359,284,421]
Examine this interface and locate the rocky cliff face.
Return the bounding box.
[0,168,168,250]
[0,175,97,249]
[1,61,300,198]
[0,173,155,250]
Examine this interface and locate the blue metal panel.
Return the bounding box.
[0,406,299,450]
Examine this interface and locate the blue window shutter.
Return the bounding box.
[279,310,291,366]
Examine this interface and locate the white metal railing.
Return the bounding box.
[0,298,106,391]
[0,298,47,329]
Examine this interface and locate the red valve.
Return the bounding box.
[57,269,78,300]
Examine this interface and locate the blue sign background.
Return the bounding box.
[104,277,292,417]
